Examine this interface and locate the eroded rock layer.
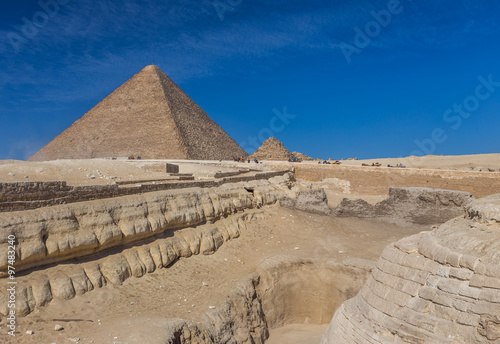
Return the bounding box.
[0,174,293,276]
[322,194,500,344]
[335,187,475,226]
[0,211,260,317]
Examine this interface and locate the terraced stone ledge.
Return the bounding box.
[0,174,294,276]
[0,211,262,317]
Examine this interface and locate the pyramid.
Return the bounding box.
[249,137,293,161]
[29,65,247,161]
[291,151,314,161]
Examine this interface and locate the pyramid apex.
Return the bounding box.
[141,64,163,73]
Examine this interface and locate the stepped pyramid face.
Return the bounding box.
[29,65,247,161]
[250,137,293,161]
[291,151,314,161]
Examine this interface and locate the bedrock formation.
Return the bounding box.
[322,194,500,344]
[335,187,475,226]
[0,173,298,317]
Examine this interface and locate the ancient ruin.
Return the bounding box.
[291,151,315,161]
[29,65,247,161]
[250,137,293,161]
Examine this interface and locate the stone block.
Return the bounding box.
[449,268,474,281]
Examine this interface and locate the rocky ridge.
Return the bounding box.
[0,174,294,276]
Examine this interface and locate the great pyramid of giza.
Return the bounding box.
[29,65,247,161]
[250,137,293,161]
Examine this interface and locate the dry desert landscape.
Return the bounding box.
[1,65,500,344]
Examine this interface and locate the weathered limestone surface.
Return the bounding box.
[335,187,475,225]
[0,211,261,317]
[0,174,294,276]
[0,170,289,212]
[322,194,500,344]
[280,189,333,216]
[292,164,500,198]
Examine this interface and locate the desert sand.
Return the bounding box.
[1,153,499,343]
[1,152,499,187]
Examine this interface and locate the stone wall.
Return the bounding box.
[0,170,290,212]
[322,194,500,343]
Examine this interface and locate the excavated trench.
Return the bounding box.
[151,256,372,344]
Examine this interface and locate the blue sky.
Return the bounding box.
[1,0,499,160]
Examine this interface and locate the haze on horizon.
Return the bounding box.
[1,0,499,161]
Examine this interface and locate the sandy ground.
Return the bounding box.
[0,159,254,186]
[0,153,499,187]
[0,203,426,344]
[282,153,500,172]
[267,324,329,344]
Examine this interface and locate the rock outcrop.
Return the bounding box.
[0,173,300,317]
[322,194,500,343]
[0,174,294,276]
[0,211,261,317]
[280,189,333,216]
[29,65,247,161]
[335,187,475,226]
[250,137,293,161]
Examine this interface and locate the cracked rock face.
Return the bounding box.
[334,187,475,226]
[322,194,500,344]
[280,189,333,216]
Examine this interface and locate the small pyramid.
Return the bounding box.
[291,151,314,161]
[250,137,293,161]
[29,65,247,161]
